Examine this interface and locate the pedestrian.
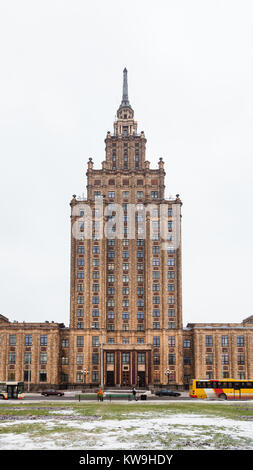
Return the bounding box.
[97,388,103,402]
[132,387,137,401]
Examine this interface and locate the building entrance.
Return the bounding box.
[106,371,114,386]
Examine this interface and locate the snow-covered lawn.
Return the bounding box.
[0,403,252,450]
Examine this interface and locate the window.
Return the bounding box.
[108,191,115,199]
[153,322,160,329]
[122,299,129,307]
[122,353,130,364]
[137,299,144,306]
[107,324,115,331]
[122,191,129,199]
[184,340,191,348]
[138,353,145,364]
[153,271,160,279]
[168,259,175,266]
[78,245,85,254]
[168,296,175,304]
[76,372,83,383]
[237,336,244,346]
[25,335,32,346]
[62,339,69,348]
[77,336,84,347]
[24,370,31,382]
[169,354,176,365]
[76,354,83,365]
[9,334,16,346]
[205,335,213,347]
[153,336,160,346]
[77,271,84,279]
[168,309,175,317]
[40,335,48,346]
[107,311,114,319]
[107,353,114,364]
[206,354,213,365]
[153,296,160,304]
[40,372,47,382]
[151,191,158,199]
[77,322,84,329]
[92,309,99,317]
[92,354,99,364]
[122,337,129,344]
[24,352,31,364]
[237,354,245,365]
[168,271,175,279]
[137,191,144,198]
[168,284,175,292]
[94,191,101,198]
[221,336,229,347]
[78,258,84,266]
[77,296,84,304]
[40,353,47,364]
[122,312,129,319]
[92,336,99,347]
[168,336,175,347]
[137,312,144,319]
[137,337,144,344]
[92,246,100,254]
[222,354,229,365]
[93,296,99,304]
[184,356,191,365]
[153,309,160,317]
[9,352,16,364]
[77,308,84,317]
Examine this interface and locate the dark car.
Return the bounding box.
[41,389,64,397]
[155,389,181,397]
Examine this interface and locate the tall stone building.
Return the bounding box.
[69,68,183,387]
[0,69,252,390]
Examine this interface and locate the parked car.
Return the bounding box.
[155,389,181,397]
[41,389,64,397]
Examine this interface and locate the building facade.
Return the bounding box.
[0,70,253,390]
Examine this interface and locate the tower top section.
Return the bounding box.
[119,68,131,109]
[116,68,134,121]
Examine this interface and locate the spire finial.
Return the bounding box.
[120,67,131,108]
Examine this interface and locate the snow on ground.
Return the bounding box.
[0,412,252,450]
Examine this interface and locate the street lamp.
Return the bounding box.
[164,368,172,387]
[81,368,90,385]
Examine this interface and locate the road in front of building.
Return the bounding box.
[0,390,202,402]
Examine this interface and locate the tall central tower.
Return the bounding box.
[69,69,183,387]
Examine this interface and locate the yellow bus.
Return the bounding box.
[189,379,253,400]
[0,382,25,400]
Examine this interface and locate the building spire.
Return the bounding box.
[120,67,131,108]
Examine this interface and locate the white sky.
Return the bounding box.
[0,0,252,326]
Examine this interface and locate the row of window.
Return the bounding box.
[8,352,47,364]
[6,334,48,346]
[205,335,245,347]
[76,308,176,318]
[77,295,176,306]
[78,258,175,267]
[205,354,246,365]
[93,191,160,199]
[77,271,175,281]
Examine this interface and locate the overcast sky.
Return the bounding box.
[0,0,252,327]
